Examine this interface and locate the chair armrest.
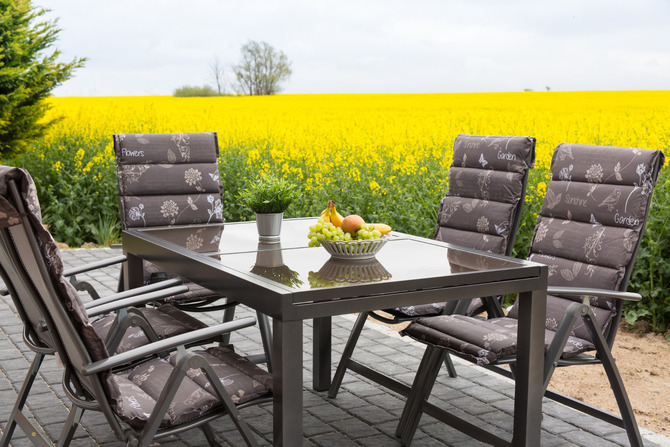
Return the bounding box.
[547,286,642,302]
[83,278,183,310]
[85,285,190,317]
[83,316,257,374]
[63,255,127,277]
[0,254,127,296]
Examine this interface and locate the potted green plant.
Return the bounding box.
[239,173,301,241]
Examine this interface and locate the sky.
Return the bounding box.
[43,0,670,97]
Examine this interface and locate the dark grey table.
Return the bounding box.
[122,218,548,447]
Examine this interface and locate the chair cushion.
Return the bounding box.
[396,135,536,319]
[162,282,224,305]
[451,134,536,174]
[105,345,272,430]
[0,166,109,362]
[118,163,222,196]
[91,304,208,353]
[120,193,223,228]
[434,135,536,255]
[114,133,225,229]
[401,315,595,366]
[115,133,219,165]
[142,259,223,305]
[520,143,664,343]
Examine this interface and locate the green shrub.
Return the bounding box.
[8,134,118,246]
[173,85,220,97]
[626,162,670,336]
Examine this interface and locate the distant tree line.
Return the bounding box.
[173,40,292,97]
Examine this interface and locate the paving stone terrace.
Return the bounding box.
[1,247,668,446]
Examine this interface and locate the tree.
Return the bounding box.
[0,0,85,159]
[210,56,225,95]
[233,40,292,96]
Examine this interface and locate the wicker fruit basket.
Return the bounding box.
[317,257,391,283]
[320,235,389,260]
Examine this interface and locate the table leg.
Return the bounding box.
[512,287,547,446]
[123,251,144,290]
[272,319,303,446]
[312,316,331,391]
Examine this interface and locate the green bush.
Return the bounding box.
[8,134,118,246]
[626,163,670,336]
[173,85,220,97]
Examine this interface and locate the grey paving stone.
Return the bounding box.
[330,417,380,439]
[562,428,625,447]
[0,247,667,447]
[310,431,360,447]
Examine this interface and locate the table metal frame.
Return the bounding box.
[122,219,547,446]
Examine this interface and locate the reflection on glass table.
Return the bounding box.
[249,242,303,288]
[309,257,392,288]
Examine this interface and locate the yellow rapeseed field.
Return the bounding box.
[37,90,670,238]
[46,90,669,176]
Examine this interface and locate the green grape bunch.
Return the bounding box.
[307,218,382,247]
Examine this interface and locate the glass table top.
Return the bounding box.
[136,218,530,292]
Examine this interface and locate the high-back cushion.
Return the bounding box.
[0,166,109,368]
[434,134,536,255]
[513,144,664,342]
[114,133,224,229]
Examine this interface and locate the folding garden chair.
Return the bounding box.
[113,132,273,369]
[0,166,273,447]
[397,143,664,447]
[328,134,536,398]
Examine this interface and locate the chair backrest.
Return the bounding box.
[513,144,664,343]
[0,166,110,399]
[434,134,536,256]
[113,132,224,229]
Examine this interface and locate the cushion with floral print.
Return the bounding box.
[113,133,224,229]
[399,135,536,317]
[516,143,664,342]
[106,345,272,430]
[401,314,595,365]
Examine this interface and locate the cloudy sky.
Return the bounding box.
[44,0,669,96]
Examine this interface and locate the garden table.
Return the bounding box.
[122,217,547,446]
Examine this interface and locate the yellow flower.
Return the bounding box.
[52,161,63,172]
[369,180,380,193]
[537,181,547,198]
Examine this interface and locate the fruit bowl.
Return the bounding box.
[317,258,391,283]
[320,235,390,260]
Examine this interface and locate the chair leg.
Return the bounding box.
[443,352,458,378]
[1,353,52,447]
[257,311,273,373]
[396,345,446,445]
[200,423,223,446]
[328,312,369,398]
[57,405,84,447]
[583,314,644,447]
[220,306,236,345]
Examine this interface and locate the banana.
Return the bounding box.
[319,200,344,227]
[370,223,392,235]
[328,201,345,227]
[319,205,331,223]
